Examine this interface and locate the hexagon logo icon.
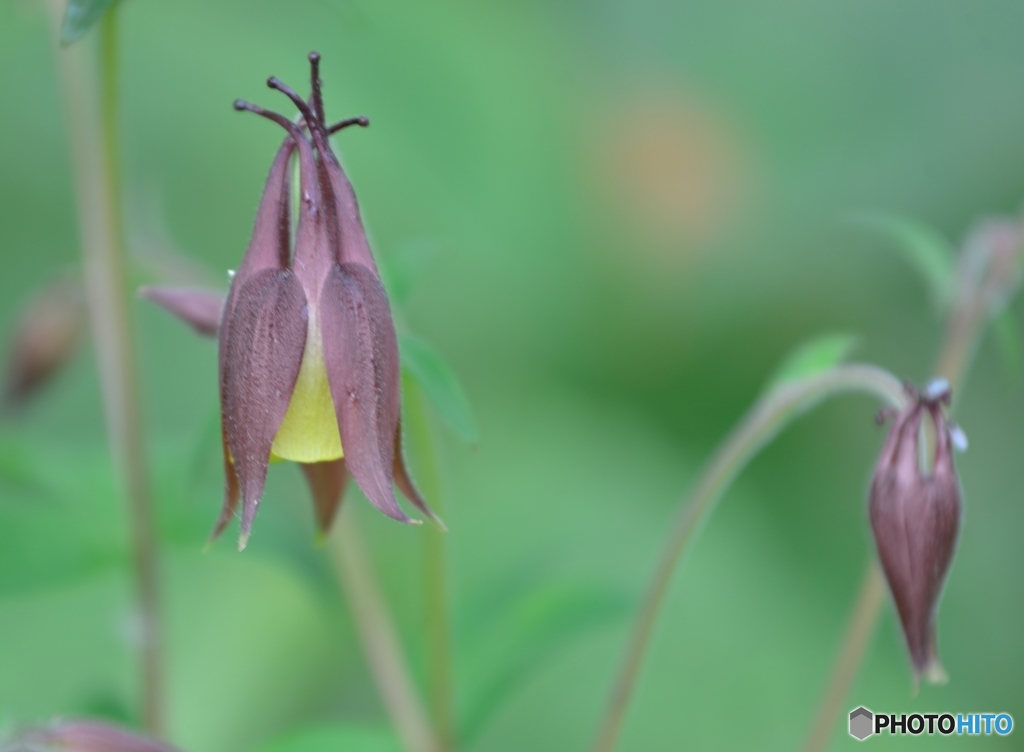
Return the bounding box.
[849,706,874,741]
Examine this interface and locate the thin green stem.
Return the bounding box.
[800,562,886,752]
[403,377,456,751]
[593,364,907,752]
[327,513,441,752]
[45,1,163,733]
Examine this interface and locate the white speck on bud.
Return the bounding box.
[924,377,951,402]
[227,269,236,280]
[949,423,968,452]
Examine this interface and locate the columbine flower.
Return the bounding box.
[142,53,435,548]
[869,379,964,685]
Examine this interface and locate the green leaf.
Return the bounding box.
[459,582,631,743]
[60,0,119,44]
[257,725,402,752]
[399,332,478,443]
[379,240,439,304]
[852,212,956,310]
[0,435,49,499]
[764,333,859,391]
[0,446,128,595]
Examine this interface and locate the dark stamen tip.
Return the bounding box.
[309,51,321,63]
[327,116,370,134]
[267,76,281,89]
[233,99,249,111]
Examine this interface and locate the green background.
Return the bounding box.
[0,0,1022,749]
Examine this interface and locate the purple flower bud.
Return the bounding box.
[2,275,86,412]
[8,719,181,752]
[869,382,962,685]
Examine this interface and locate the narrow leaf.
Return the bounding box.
[60,0,118,44]
[399,332,478,443]
[852,212,956,310]
[460,582,630,743]
[765,333,859,391]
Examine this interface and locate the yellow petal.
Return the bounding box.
[270,307,343,463]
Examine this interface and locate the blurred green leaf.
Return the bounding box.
[60,0,118,44]
[400,332,478,443]
[0,446,127,595]
[186,404,223,491]
[256,725,402,752]
[379,240,439,305]
[460,582,631,743]
[852,212,956,310]
[764,333,859,391]
[0,435,48,499]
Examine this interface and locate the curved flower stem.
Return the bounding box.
[801,299,980,752]
[593,364,907,752]
[45,2,164,733]
[403,377,457,751]
[328,514,441,752]
[800,561,886,752]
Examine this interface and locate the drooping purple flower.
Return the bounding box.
[869,380,963,685]
[142,53,435,548]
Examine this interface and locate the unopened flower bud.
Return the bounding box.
[869,381,962,685]
[2,275,86,412]
[5,720,181,752]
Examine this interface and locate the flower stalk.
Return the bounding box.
[44,1,163,733]
[327,512,440,752]
[593,364,907,752]
[403,377,456,751]
[801,217,1022,752]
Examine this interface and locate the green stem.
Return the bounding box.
[403,377,456,751]
[327,514,441,752]
[45,2,163,733]
[800,561,886,752]
[593,364,907,752]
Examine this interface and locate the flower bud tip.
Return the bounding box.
[924,659,949,686]
[924,378,951,403]
[949,424,968,452]
[309,51,321,63]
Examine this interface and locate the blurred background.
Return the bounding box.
[1,0,1023,749]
